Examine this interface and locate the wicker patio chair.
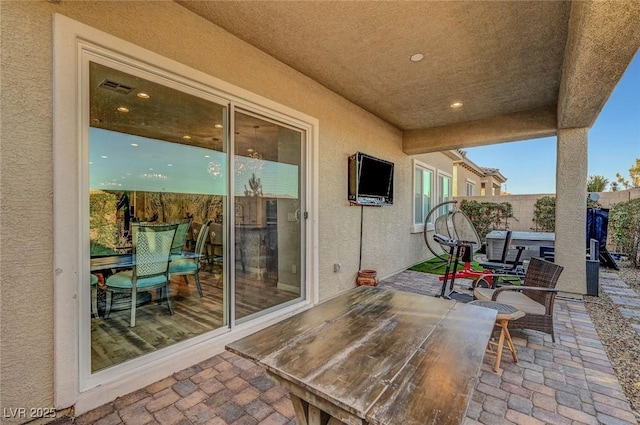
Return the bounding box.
[473,257,564,342]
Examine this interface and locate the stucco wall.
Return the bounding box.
[1,1,57,421]
[457,188,640,233]
[456,193,556,232]
[0,1,436,418]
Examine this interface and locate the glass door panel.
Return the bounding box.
[233,111,304,321]
[88,61,228,372]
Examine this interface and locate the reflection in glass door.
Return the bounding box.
[233,111,304,321]
[88,61,229,372]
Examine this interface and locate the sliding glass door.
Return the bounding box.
[86,60,307,373]
[233,111,305,321]
[88,61,229,372]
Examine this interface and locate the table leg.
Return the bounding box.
[308,404,322,425]
[493,321,507,372]
[290,394,310,425]
[289,393,351,425]
[267,373,364,425]
[502,321,519,363]
[490,319,519,372]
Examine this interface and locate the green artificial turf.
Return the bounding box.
[409,255,523,286]
[408,255,483,275]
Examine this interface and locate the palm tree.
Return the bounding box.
[587,175,609,192]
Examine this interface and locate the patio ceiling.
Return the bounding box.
[177,1,639,154]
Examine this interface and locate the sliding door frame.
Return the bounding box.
[53,13,319,414]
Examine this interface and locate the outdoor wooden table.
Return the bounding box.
[226,285,497,425]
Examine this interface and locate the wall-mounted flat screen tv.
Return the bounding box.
[348,152,394,206]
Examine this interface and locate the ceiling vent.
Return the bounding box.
[98,79,134,94]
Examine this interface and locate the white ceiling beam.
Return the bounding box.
[402,105,557,155]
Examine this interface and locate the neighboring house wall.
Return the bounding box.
[456,188,640,233]
[452,156,505,198]
[454,165,481,196]
[1,3,440,419]
[489,176,502,195]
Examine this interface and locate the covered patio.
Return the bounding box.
[2,1,640,423]
[175,0,640,298]
[65,270,639,425]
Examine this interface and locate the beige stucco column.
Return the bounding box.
[555,128,588,296]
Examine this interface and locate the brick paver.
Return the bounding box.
[55,270,640,425]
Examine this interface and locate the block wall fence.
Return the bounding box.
[455,188,640,233]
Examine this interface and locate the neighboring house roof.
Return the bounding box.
[480,167,508,183]
[453,151,507,182]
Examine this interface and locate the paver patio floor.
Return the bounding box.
[60,271,639,425]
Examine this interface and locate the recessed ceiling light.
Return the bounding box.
[149,168,154,171]
[101,155,108,159]
[136,92,150,99]
[450,101,464,108]
[182,135,192,140]
[116,106,129,113]
[410,53,424,62]
[204,155,211,158]
[214,124,223,129]
[131,143,138,147]
[167,164,173,167]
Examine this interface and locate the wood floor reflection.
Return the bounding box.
[91,268,299,372]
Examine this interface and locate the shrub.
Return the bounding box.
[532,196,556,232]
[609,198,640,266]
[459,200,515,241]
[89,191,118,252]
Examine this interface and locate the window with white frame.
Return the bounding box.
[466,181,475,196]
[437,172,452,216]
[413,160,434,231]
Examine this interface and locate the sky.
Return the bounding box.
[464,53,640,195]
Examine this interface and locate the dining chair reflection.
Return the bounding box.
[171,219,192,257]
[104,223,178,327]
[90,273,99,319]
[169,219,211,297]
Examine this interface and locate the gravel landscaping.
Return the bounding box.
[584,260,640,417]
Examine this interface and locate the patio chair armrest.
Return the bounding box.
[491,285,558,308]
[492,285,559,314]
[491,285,559,300]
[471,273,524,289]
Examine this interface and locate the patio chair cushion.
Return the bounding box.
[169,257,198,273]
[473,287,546,316]
[106,270,169,289]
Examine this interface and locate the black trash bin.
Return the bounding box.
[586,259,599,296]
